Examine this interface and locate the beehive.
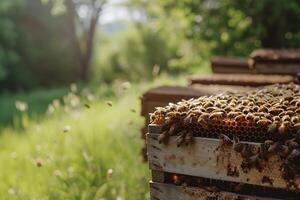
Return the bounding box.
[147,83,300,199]
[249,49,300,74]
[141,85,252,160]
[211,56,251,74]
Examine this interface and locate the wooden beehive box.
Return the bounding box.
[140,84,251,160]
[147,125,298,200]
[249,49,300,74]
[211,56,252,74]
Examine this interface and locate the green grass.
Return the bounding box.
[0,74,187,200]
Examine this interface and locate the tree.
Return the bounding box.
[64,0,107,81]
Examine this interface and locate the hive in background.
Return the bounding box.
[249,49,300,74]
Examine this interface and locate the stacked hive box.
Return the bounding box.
[141,75,294,160]
[147,83,300,199]
[249,49,300,74]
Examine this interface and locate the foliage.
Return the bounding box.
[0,75,186,199]
[0,0,80,91]
[158,0,300,56]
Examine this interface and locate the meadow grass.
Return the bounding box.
[0,74,188,200]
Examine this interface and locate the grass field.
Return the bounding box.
[0,75,187,200]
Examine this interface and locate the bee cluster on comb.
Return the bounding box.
[150,83,300,183]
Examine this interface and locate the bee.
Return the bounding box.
[279,122,290,135]
[286,110,294,116]
[158,131,169,144]
[183,113,195,124]
[240,144,253,159]
[245,113,254,121]
[272,116,281,122]
[258,106,268,112]
[242,108,250,114]
[267,123,278,133]
[234,114,245,121]
[168,124,177,136]
[269,108,284,115]
[209,112,224,120]
[233,138,244,153]
[219,134,233,146]
[197,117,209,129]
[288,149,300,161]
[282,115,291,122]
[285,138,299,149]
[228,111,242,118]
[291,116,300,124]
[268,142,279,153]
[294,122,300,129]
[253,116,261,123]
[185,132,194,145]
[278,145,290,157]
[176,134,185,147]
[257,118,272,126]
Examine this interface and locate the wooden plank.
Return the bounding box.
[253,63,300,74]
[147,133,300,191]
[152,170,165,182]
[150,182,282,200]
[211,56,251,74]
[188,74,294,86]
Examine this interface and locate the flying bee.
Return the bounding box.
[257,118,272,127]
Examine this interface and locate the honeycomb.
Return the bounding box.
[151,83,300,143]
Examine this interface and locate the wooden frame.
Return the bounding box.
[150,182,282,200]
[147,125,300,191]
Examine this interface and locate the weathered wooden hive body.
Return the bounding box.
[147,83,300,200]
[249,49,300,74]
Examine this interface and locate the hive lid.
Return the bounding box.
[250,49,300,62]
[189,74,294,86]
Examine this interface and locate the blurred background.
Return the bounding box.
[0,0,300,199]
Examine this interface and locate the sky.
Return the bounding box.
[99,0,131,25]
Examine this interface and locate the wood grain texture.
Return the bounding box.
[150,182,282,200]
[147,133,300,191]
